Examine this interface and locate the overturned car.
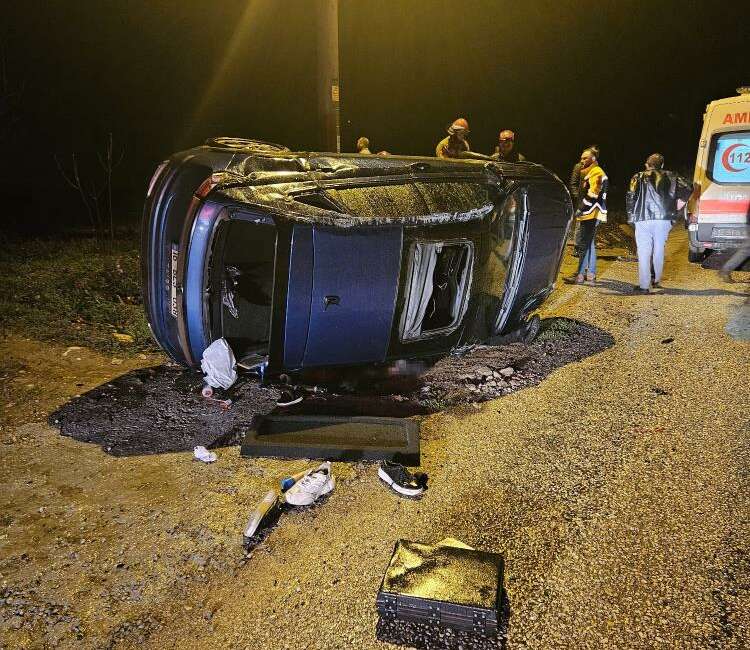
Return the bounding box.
[141,137,572,375]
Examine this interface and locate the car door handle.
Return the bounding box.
[323,295,340,310]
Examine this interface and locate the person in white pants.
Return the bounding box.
[626,153,693,294]
[634,219,672,290]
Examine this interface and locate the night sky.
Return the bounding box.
[2,0,746,232]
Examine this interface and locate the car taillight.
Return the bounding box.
[147,160,169,197]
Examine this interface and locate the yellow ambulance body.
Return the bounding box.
[688,87,750,261]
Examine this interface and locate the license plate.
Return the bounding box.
[169,244,179,318]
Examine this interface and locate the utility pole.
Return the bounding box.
[316,0,340,153]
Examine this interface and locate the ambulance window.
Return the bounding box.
[709,131,750,184]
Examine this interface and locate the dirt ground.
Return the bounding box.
[47,318,612,458]
[1,227,748,649]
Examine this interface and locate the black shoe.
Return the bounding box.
[633,286,651,295]
[652,282,663,289]
[378,461,426,497]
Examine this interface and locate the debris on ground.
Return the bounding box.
[241,464,337,551]
[276,388,303,407]
[284,462,335,506]
[376,538,505,646]
[378,461,427,498]
[596,220,637,255]
[200,338,237,389]
[193,446,217,463]
[242,490,281,546]
[50,366,280,456]
[280,468,314,492]
[49,318,613,456]
[414,318,613,407]
[204,395,233,409]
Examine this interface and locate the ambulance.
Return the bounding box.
[688,87,750,262]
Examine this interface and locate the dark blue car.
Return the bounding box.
[141,138,572,375]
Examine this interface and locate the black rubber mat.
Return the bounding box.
[240,415,420,464]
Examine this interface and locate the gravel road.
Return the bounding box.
[1,227,748,649]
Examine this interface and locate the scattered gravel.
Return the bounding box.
[2,228,747,649]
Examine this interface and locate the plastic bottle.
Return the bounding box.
[242,490,280,543]
[280,468,311,492]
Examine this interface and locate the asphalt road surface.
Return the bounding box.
[1,227,748,649]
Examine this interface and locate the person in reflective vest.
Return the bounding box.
[574,147,608,285]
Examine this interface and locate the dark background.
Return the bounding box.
[2,0,746,233]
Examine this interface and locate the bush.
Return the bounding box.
[0,235,159,354]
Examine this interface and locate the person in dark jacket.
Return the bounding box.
[626,153,693,293]
[492,130,526,163]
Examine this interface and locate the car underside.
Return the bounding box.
[142,139,573,376]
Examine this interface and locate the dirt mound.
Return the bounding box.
[50,366,281,456]
[50,318,613,456]
[414,318,613,408]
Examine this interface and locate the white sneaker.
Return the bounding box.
[284,462,335,506]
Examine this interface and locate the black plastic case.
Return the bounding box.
[376,539,504,635]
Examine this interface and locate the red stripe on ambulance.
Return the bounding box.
[698,199,750,214]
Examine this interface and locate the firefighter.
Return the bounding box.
[435,118,471,158]
[492,130,526,163]
[356,136,371,155]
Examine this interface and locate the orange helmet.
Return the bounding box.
[498,129,515,142]
[448,118,470,134]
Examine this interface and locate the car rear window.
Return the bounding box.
[709,131,750,184]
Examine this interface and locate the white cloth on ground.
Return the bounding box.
[200,338,237,389]
[193,446,217,463]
